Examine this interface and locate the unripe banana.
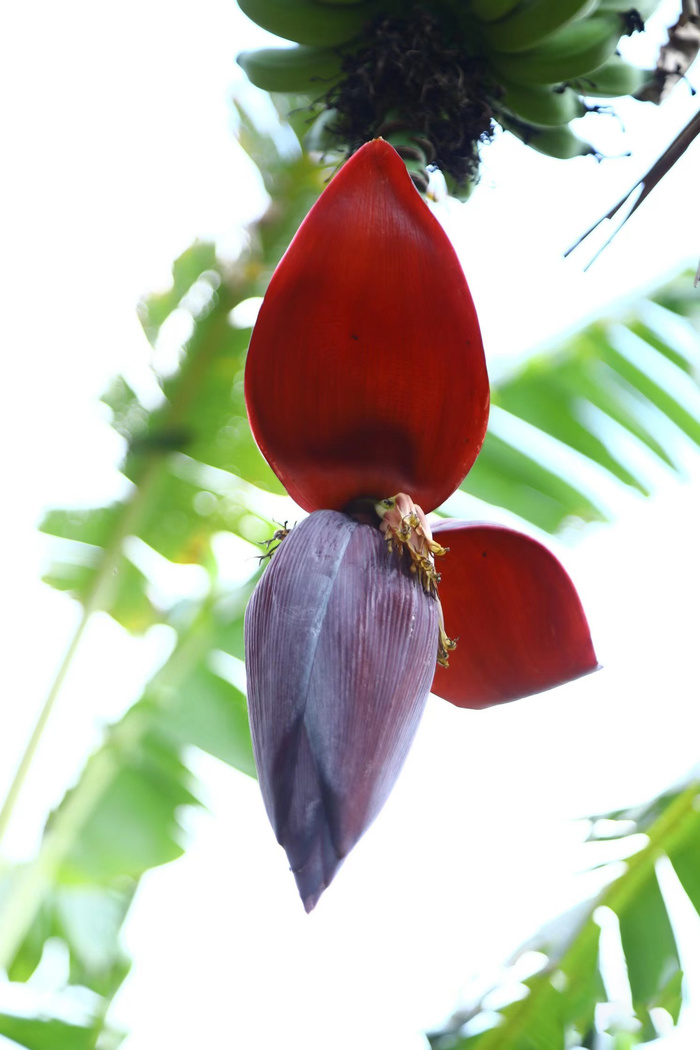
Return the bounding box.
[481,0,601,55]
[496,78,587,125]
[502,117,596,158]
[572,53,654,96]
[238,45,344,93]
[467,0,522,21]
[303,107,342,152]
[487,13,625,85]
[442,172,476,202]
[597,0,661,18]
[237,0,370,46]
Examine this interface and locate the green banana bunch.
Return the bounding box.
[238,45,345,93]
[496,79,587,126]
[442,171,477,201]
[236,0,371,46]
[479,0,601,54]
[501,117,596,158]
[486,13,626,85]
[235,0,657,195]
[572,52,655,96]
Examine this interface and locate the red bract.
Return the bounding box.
[245,138,489,514]
[430,523,599,709]
[244,139,598,909]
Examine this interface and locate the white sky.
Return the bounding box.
[2,1,700,1047]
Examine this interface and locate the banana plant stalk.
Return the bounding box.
[244,140,598,910]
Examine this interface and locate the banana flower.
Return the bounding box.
[244,140,597,910]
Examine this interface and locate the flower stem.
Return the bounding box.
[0,461,159,857]
[0,737,125,971]
[0,607,89,850]
[0,596,214,971]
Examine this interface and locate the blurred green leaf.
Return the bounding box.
[55,886,132,996]
[617,869,680,1009]
[601,343,700,446]
[0,870,47,984]
[4,881,131,998]
[234,100,326,273]
[40,507,121,549]
[625,318,695,376]
[212,582,257,663]
[668,806,700,914]
[501,979,566,1050]
[101,377,148,444]
[463,431,606,532]
[0,1013,107,1050]
[651,968,684,1026]
[59,720,199,884]
[149,311,282,493]
[164,662,255,777]
[429,777,700,1050]
[463,273,700,531]
[557,919,605,1035]
[42,553,159,635]
[495,361,649,493]
[138,241,218,344]
[556,354,677,467]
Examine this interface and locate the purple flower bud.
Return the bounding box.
[245,510,439,911]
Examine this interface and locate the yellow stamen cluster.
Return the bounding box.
[436,603,457,670]
[374,493,457,668]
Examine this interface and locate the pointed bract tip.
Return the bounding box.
[303,893,318,914]
[349,137,400,163]
[294,844,338,912]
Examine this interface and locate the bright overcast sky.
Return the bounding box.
[2,1,700,1047]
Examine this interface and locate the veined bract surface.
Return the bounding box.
[245,138,489,514]
[431,522,599,708]
[245,511,438,912]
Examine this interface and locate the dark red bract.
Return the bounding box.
[431,522,598,708]
[245,138,489,514]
